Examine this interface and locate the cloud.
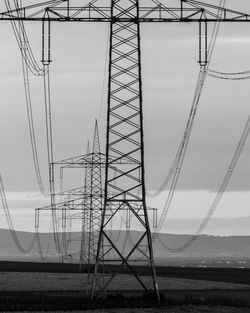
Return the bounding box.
[0,189,249,234]
[1,191,48,210]
[146,189,250,220]
[217,36,250,44]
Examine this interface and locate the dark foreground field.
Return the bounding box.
[0,290,250,312]
[0,261,249,312]
[1,260,250,285]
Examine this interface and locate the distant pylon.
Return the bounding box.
[79,141,91,269]
[88,120,103,266]
[79,121,103,280]
[57,121,103,267]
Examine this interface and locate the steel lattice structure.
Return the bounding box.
[3,0,250,301]
[88,121,103,269]
[91,0,159,299]
[80,121,103,281]
[38,122,104,271]
[79,142,92,269]
[2,1,250,22]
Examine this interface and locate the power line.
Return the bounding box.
[207,68,250,80]
[158,113,250,252]
[19,18,46,195]
[0,173,53,259]
[5,0,48,76]
[43,66,61,254]
[5,0,61,257]
[97,26,110,124]
[147,0,226,200]
[4,0,48,195]
[150,0,226,249]
[0,174,36,254]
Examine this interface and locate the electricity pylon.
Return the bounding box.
[53,120,103,269]
[79,141,92,269]
[91,1,160,298]
[3,0,250,301]
[88,120,103,268]
[36,121,104,266]
[79,120,103,277]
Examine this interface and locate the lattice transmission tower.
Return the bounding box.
[91,0,160,298]
[3,0,250,301]
[36,120,104,268]
[79,120,103,275]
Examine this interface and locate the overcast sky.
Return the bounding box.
[1,0,250,233]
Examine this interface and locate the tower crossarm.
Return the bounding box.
[1,1,250,22]
[53,152,137,168]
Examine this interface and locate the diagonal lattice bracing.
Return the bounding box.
[2,1,250,22]
[77,122,103,285]
[91,0,159,300]
[80,141,92,269]
[88,121,103,272]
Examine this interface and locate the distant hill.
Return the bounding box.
[159,216,250,236]
[0,228,250,267]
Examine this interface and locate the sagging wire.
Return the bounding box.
[157,12,250,251]
[35,221,52,261]
[158,113,250,252]
[18,7,46,195]
[11,0,61,256]
[147,0,225,199]
[6,0,48,197]
[207,68,250,80]
[150,1,226,249]
[98,24,110,124]
[8,0,68,76]
[155,0,224,230]
[0,173,51,260]
[0,174,36,254]
[42,60,61,254]
[5,0,48,76]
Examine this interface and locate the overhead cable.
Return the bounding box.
[147,1,225,200]
[19,17,46,195]
[206,68,250,80]
[158,113,250,252]
[43,66,61,254]
[5,0,48,76]
[0,173,50,259]
[0,174,36,254]
[151,1,226,246]
[35,227,51,261]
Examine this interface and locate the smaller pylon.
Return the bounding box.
[79,121,103,284]
[89,120,103,267]
[79,141,91,270]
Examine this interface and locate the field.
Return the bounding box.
[11,307,250,313]
[29,308,250,313]
[0,267,250,312]
[0,271,249,292]
[0,261,249,311]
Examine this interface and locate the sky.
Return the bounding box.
[1,0,250,234]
